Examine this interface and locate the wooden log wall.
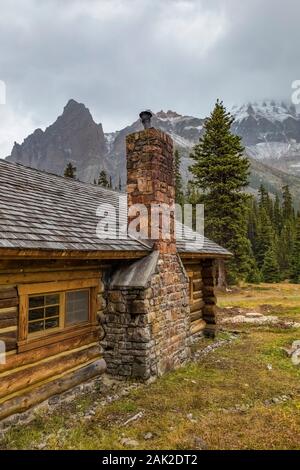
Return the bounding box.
[0,286,18,352]
[201,259,217,337]
[0,259,107,421]
[183,261,206,336]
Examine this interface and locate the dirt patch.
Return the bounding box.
[217,306,300,328]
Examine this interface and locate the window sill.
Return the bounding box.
[17,322,99,353]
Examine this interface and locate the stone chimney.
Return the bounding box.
[126,111,176,253]
[101,112,191,381]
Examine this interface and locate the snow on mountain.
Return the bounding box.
[232,100,298,124]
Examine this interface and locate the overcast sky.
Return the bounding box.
[0,0,299,157]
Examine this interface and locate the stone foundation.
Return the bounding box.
[101,252,190,380]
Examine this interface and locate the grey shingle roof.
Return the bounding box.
[0,160,231,257]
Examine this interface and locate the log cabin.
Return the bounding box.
[0,115,231,421]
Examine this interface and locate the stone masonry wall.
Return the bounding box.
[126,128,176,254]
[101,253,190,380]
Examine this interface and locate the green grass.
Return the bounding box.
[1,282,300,450]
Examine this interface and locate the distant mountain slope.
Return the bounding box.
[5,99,300,204]
[231,100,300,174]
[248,157,300,203]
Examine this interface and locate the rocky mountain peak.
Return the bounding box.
[6,99,107,182]
[156,110,182,119]
[56,99,94,128]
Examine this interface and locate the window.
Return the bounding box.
[18,279,99,346]
[27,289,90,336]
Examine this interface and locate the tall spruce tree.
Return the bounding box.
[278,220,295,279]
[189,100,253,284]
[290,215,300,283]
[282,185,294,222]
[255,207,275,270]
[273,194,282,235]
[261,243,280,283]
[97,170,110,188]
[64,162,77,179]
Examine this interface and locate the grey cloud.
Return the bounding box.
[0,0,300,156]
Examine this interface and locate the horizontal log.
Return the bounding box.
[193,280,203,291]
[0,317,17,329]
[0,330,99,373]
[18,324,100,353]
[190,300,204,313]
[0,284,16,290]
[0,258,107,273]
[190,269,201,277]
[0,288,17,300]
[0,270,102,286]
[190,310,202,322]
[190,319,206,335]
[193,290,203,300]
[0,359,106,421]
[0,332,17,352]
[0,344,101,399]
[0,298,18,309]
[0,307,18,320]
[18,278,100,296]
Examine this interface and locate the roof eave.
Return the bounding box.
[179,252,233,259]
[0,247,150,260]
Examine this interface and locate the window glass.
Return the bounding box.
[28,294,60,334]
[65,290,89,325]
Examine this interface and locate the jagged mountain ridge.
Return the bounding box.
[5,99,300,204]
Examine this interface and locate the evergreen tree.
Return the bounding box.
[97,170,110,188]
[246,183,299,283]
[261,243,280,282]
[282,185,294,222]
[174,149,185,206]
[258,184,273,221]
[189,100,252,284]
[255,207,275,269]
[247,197,259,252]
[278,219,295,279]
[290,215,300,283]
[118,176,122,191]
[273,194,282,234]
[64,162,76,179]
[109,176,113,189]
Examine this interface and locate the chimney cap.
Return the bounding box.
[139,110,152,129]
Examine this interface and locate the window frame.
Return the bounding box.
[28,291,62,337]
[18,278,100,352]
